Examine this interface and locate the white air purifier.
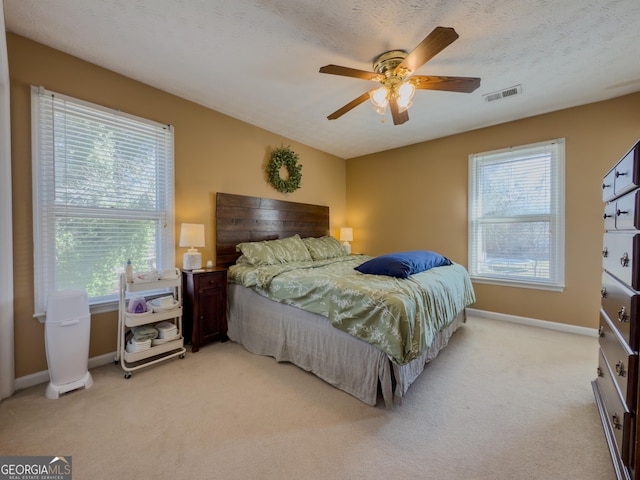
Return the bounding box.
[44,289,93,399]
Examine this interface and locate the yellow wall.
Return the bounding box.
[8,33,346,377]
[347,93,640,328]
[9,32,640,378]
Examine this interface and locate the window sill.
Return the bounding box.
[34,300,119,323]
[470,276,564,292]
[90,300,119,315]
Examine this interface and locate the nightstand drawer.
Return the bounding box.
[600,311,638,408]
[195,272,226,290]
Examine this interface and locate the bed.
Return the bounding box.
[216,192,475,407]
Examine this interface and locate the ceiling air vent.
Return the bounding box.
[484,84,522,103]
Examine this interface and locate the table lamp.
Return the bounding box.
[179,223,205,270]
[340,227,353,255]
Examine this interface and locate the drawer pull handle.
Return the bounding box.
[598,326,605,337]
[603,212,613,219]
[616,170,628,178]
[602,247,608,258]
[620,252,630,267]
[617,209,628,217]
[612,414,622,430]
[601,287,607,298]
[603,183,611,190]
[618,306,629,323]
[597,366,603,377]
[615,361,626,377]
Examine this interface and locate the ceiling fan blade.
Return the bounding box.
[319,65,383,81]
[411,75,481,93]
[327,91,373,120]
[396,26,459,75]
[389,98,409,125]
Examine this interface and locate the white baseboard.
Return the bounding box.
[466,308,598,337]
[14,351,116,392]
[13,310,598,391]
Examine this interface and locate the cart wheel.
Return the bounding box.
[124,372,131,379]
[179,353,185,359]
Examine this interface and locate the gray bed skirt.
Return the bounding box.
[227,284,466,408]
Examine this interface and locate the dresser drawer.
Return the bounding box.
[608,189,640,230]
[603,169,616,203]
[601,271,640,351]
[613,142,640,198]
[604,202,617,231]
[596,348,634,467]
[599,311,638,408]
[603,232,640,290]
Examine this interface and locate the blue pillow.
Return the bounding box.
[354,250,452,278]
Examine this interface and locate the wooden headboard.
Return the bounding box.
[216,192,330,267]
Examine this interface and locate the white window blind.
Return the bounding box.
[468,138,565,291]
[31,86,175,314]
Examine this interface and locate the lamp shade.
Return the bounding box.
[179,223,205,248]
[340,227,353,242]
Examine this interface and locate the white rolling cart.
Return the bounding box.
[116,268,186,378]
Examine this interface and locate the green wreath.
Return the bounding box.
[266,146,303,193]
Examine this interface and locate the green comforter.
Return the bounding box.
[228,255,476,365]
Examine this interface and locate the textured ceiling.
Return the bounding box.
[5,0,640,159]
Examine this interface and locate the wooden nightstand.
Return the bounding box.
[182,267,228,352]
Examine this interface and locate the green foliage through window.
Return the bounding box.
[32,86,175,312]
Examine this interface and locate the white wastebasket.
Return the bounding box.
[45,289,93,399]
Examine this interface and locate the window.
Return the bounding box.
[31,86,175,315]
[468,138,565,291]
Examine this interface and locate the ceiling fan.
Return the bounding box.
[319,26,481,125]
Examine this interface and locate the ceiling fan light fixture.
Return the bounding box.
[397,99,413,113]
[374,105,388,115]
[370,86,389,109]
[320,27,480,125]
[396,82,415,112]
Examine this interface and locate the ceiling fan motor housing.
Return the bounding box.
[373,50,409,77]
[373,50,410,98]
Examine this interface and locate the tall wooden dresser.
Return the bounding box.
[595,139,640,480]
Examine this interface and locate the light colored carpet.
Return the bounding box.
[0,316,616,480]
